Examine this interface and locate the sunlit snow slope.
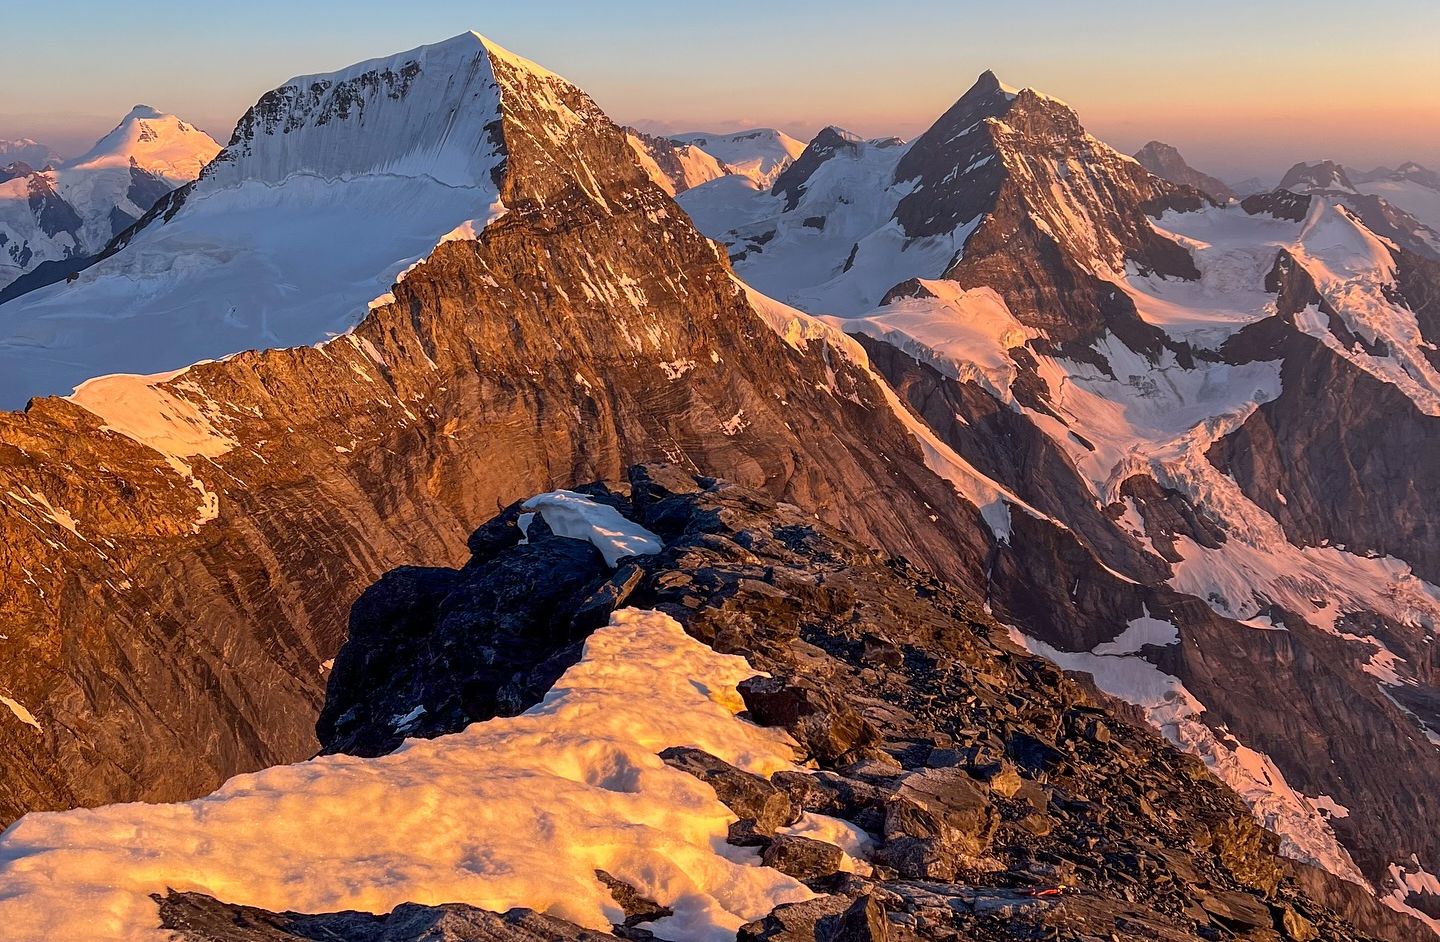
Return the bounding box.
[0,608,816,942]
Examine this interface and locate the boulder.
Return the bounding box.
[762,835,845,880]
[658,746,794,833]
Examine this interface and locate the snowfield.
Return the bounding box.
[0,609,819,942]
[670,129,806,189]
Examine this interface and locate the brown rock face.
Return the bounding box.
[892,77,1208,361]
[0,48,992,823]
[1211,247,1440,586]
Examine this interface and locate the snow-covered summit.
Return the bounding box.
[206,31,520,188]
[66,105,219,183]
[0,31,598,407]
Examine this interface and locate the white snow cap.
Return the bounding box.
[66,104,219,183]
[207,31,540,189]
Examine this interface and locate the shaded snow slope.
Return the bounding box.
[1356,176,1440,232]
[678,131,956,315]
[0,32,541,408]
[0,608,813,942]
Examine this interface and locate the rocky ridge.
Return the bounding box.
[157,466,1426,942]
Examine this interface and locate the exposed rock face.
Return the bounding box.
[0,38,990,824]
[1209,262,1440,585]
[1280,160,1357,194]
[920,84,1205,358]
[1133,140,1239,201]
[156,890,618,941]
[312,466,1423,942]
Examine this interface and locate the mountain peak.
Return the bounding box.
[1133,140,1238,201]
[123,104,165,121]
[67,105,219,182]
[207,33,516,188]
[1279,159,1356,194]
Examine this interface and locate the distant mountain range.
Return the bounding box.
[0,107,218,292]
[0,30,1436,942]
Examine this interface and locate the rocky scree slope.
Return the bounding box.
[0,34,995,825]
[156,465,1424,942]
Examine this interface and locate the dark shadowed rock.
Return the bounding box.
[762,835,846,880]
[154,890,618,941]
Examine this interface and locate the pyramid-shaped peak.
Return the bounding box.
[960,69,1018,105]
[206,31,585,190]
[123,104,166,121]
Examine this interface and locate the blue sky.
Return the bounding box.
[4,0,1437,180]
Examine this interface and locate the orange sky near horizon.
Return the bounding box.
[3,1,1436,183]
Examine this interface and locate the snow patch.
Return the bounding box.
[0,694,41,731]
[0,609,813,942]
[521,490,663,567]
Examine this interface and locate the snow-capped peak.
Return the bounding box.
[205,31,575,191]
[0,30,605,406]
[66,106,219,184]
[669,128,807,189]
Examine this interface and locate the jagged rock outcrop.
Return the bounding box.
[1133,140,1239,201]
[310,465,1422,942]
[156,890,618,941]
[906,78,1205,359]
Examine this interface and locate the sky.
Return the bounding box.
[3,0,1437,183]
